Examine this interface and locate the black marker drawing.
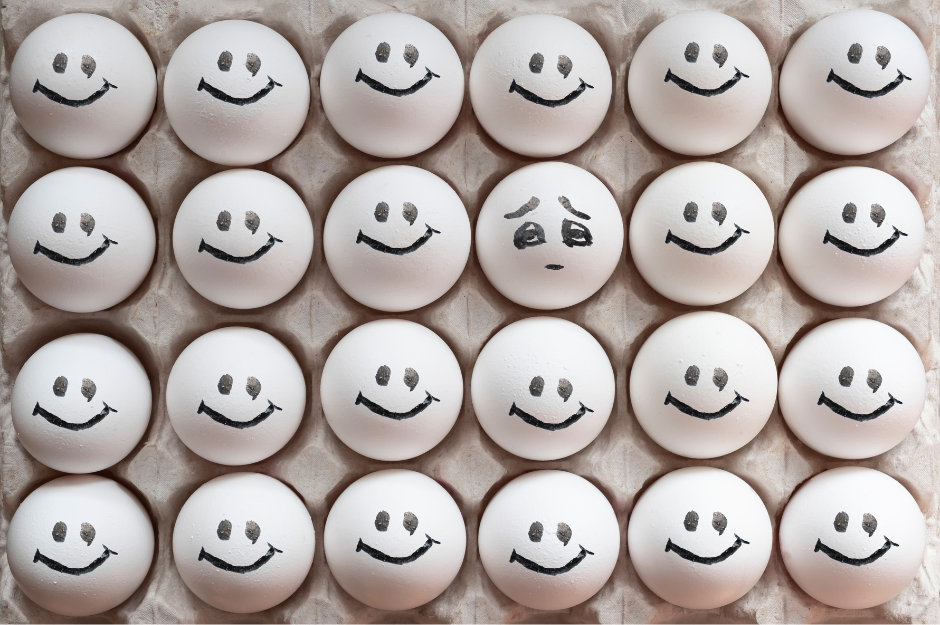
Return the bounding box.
[356,224,439,255]
[508,401,593,431]
[198,233,282,264]
[509,545,594,575]
[817,391,901,422]
[355,391,439,420]
[197,399,282,429]
[665,534,749,565]
[823,226,907,257]
[814,536,898,566]
[199,543,282,573]
[197,76,282,106]
[665,224,749,255]
[664,391,749,421]
[33,545,118,576]
[664,67,749,97]
[827,69,910,99]
[34,235,117,266]
[33,401,117,431]
[356,534,440,564]
[355,67,439,97]
[508,77,593,108]
[33,78,117,108]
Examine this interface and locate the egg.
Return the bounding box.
[166,327,306,466]
[164,20,310,165]
[471,317,614,461]
[320,12,463,158]
[780,10,930,155]
[476,162,623,310]
[469,14,612,157]
[629,162,774,306]
[628,11,772,156]
[324,469,466,611]
[7,475,154,617]
[779,318,925,459]
[321,319,462,461]
[779,167,925,307]
[628,467,772,609]
[478,470,619,610]
[779,466,925,609]
[323,166,470,312]
[9,13,157,159]
[12,334,151,473]
[173,169,314,309]
[8,167,156,313]
[630,312,777,459]
[173,472,315,613]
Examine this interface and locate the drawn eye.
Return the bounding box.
[561,219,592,248]
[870,203,885,227]
[246,53,261,77]
[403,44,419,68]
[875,46,891,70]
[246,376,261,400]
[53,53,68,74]
[245,520,261,544]
[81,378,96,402]
[834,511,848,532]
[52,521,67,542]
[375,42,390,63]
[529,376,544,397]
[218,373,233,395]
[842,202,857,223]
[245,211,260,234]
[556,522,572,546]
[403,367,419,392]
[557,55,572,78]
[81,55,96,78]
[684,510,699,531]
[685,365,700,386]
[79,522,96,546]
[52,212,67,233]
[712,368,728,392]
[375,510,389,531]
[557,378,573,402]
[862,512,877,536]
[683,202,698,223]
[839,366,854,387]
[712,44,728,68]
[216,210,231,231]
[375,365,391,386]
[684,42,699,63]
[529,53,544,73]
[528,521,543,542]
[80,213,95,236]
[867,369,882,393]
[512,221,546,250]
[403,511,418,535]
[218,51,233,72]
[217,519,232,540]
[847,43,862,64]
[402,202,418,226]
[53,376,68,397]
[712,511,727,535]
[711,202,727,226]
[374,202,389,223]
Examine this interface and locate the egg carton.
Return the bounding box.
[1,0,938,622]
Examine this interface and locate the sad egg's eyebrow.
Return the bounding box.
[504,197,541,219]
[558,196,591,220]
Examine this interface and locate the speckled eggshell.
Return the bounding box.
[780,10,930,155]
[628,467,772,610]
[9,13,157,159]
[630,162,774,306]
[7,475,154,617]
[320,13,464,158]
[780,467,925,609]
[323,165,470,312]
[173,169,314,309]
[12,334,151,474]
[173,472,315,613]
[478,470,619,610]
[628,11,772,156]
[779,167,925,307]
[476,162,623,310]
[324,469,466,611]
[630,312,777,459]
[164,20,310,165]
[321,319,462,461]
[779,318,925,459]
[471,317,614,461]
[8,167,156,313]
[469,14,612,157]
[166,327,306,466]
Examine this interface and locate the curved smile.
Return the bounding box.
[356,534,440,565]
[665,534,749,565]
[197,76,282,105]
[34,235,117,266]
[355,390,440,420]
[665,224,750,255]
[199,542,282,573]
[823,226,907,257]
[817,391,901,422]
[509,545,594,576]
[664,67,749,97]
[508,401,594,431]
[508,78,594,108]
[33,78,117,107]
[356,224,440,255]
[197,399,282,429]
[198,233,282,264]
[827,69,911,98]
[34,545,117,575]
[815,536,898,566]
[33,401,117,431]
[355,67,439,97]
[664,391,749,421]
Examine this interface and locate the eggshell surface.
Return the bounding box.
[628,11,771,155]
[173,473,315,613]
[7,475,154,617]
[324,469,466,611]
[476,162,623,310]
[320,13,463,158]
[630,162,774,306]
[469,14,612,157]
[166,327,306,466]
[8,167,155,313]
[779,467,925,609]
[628,467,772,609]
[779,167,925,307]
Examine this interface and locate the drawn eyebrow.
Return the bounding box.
[558,196,591,220]
[504,197,540,219]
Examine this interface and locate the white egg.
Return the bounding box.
[780,467,925,609]
[173,473,315,613]
[8,167,156,313]
[628,467,772,609]
[779,318,925,459]
[320,13,463,158]
[324,469,466,611]
[780,10,930,155]
[779,167,925,307]
[7,475,154,617]
[12,334,151,473]
[471,317,614,461]
[469,14,612,157]
[476,162,623,310]
[9,13,157,159]
[630,312,777,459]
[628,11,771,156]
[630,162,774,306]
[164,20,310,165]
[478,470,619,610]
[323,166,470,312]
[321,320,462,461]
[166,327,306,466]
[173,169,314,309]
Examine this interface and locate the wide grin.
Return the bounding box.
[664,67,749,97]
[817,391,901,422]
[827,69,911,99]
[355,391,440,421]
[665,534,749,565]
[664,391,749,421]
[34,235,117,266]
[33,401,117,431]
[197,76,282,105]
[199,543,282,573]
[198,233,282,264]
[197,399,282,429]
[815,536,898,566]
[508,78,594,108]
[33,78,117,107]
[509,545,594,576]
[356,534,440,565]
[356,224,439,255]
[34,545,118,575]
[508,401,594,431]
[665,224,750,255]
[355,67,439,97]
[823,226,907,257]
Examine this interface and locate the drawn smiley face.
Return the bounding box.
[664,39,749,97]
[509,518,593,575]
[33,51,116,107]
[356,200,440,256]
[197,518,282,574]
[509,49,593,108]
[356,510,439,565]
[197,49,281,105]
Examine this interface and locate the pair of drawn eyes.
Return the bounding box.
[684,366,729,392]
[375,42,420,68]
[528,53,574,78]
[217,210,261,234]
[217,51,262,76]
[839,366,883,393]
[374,510,419,535]
[217,374,262,400]
[683,43,729,68]
[50,212,96,236]
[217,519,262,543]
[51,53,97,77]
[375,365,420,392]
[529,376,574,402]
[842,203,886,227]
[846,44,891,69]
[51,521,96,545]
[514,220,592,250]
[52,376,97,402]
[684,510,729,534]
[683,202,727,226]
[528,521,573,545]
[374,202,418,226]
[833,511,878,536]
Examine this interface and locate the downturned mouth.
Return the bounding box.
[664,67,749,97]
[665,224,749,255]
[33,77,117,107]
[356,224,440,255]
[827,69,910,98]
[509,544,594,575]
[34,545,118,575]
[823,226,907,257]
[355,67,439,97]
[664,390,749,420]
[356,534,440,564]
[665,534,749,565]
[508,78,594,108]
[199,543,282,573]
[34,235,117,266]
[815,536,898,566]
[33,401,117,431]
[817,391,901,422]
[198,233,282,264]
[508,401,594,431]
[197,76,282,105]
[197,399,282,429]
[355,390,440,420]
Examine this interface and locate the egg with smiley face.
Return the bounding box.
[780,467,925,609]
[8,167,156,313]
[7,475,154,617]
[779,167,925,307]
[628,11,772,156]
[628,467,772,609]
[780,10,930,155]
[324,469,466,611]
[164,20,310,165]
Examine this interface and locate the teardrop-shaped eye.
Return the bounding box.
[403,44,419,68]
[52,212,67,233]
[834,511,849,532]
[217,519,232,540]
[81,55,96,78]
[81,378,96,402]
[862,512,877,536]
[375,510,390,531]
[246,376,261,400]
[685,365,700,386]
[403,511,418,535]
[556,522,572,546]
[245,53,261,77]
[683,201,698,222]
[842,202,857,223]
[875,46,891,70]
[53,53,68,73]
[684,510,699,531]
[839,366,854,387]
[53,376,68,397]
[80,213,95,236]
[80,522,96,545]
[375,42,390,63]
[847,43,863,64]
[245,520,261,544]
[870,203,885,227]
[529,53,544,73]
[529,376,544,397]
[402,202,418,226]
[374,202,389,222]
[218,373,233,395]
[557,55,572,78]
[711,202,727,226]
[52,521,67,542]
[245,211,260,234]
[557,378,572,402]
[375,365,390,386]
[528,521,543,542]
[216,210,231,231]
[712,368,728,392]
[867,369,882,393]
[712,44,728,68]
[712,511,727,535]
[218,51,233,72]
[403,367,419,391]
[684,42,699,63]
